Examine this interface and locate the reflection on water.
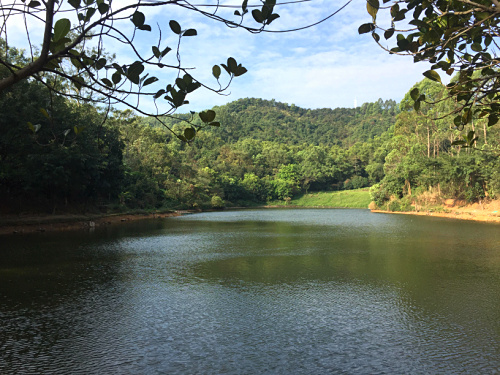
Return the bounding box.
[1,209,499,374]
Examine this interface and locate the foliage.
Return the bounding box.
[2,70,498,214]
[369,78,500,209]
[0,0,285,140]
[0,64,123,213]
[360,0,500,143]
[195,98,399,147]
[211,195,225,209]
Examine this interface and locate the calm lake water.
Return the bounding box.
[1,209,500,374]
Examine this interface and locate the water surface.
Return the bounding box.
[1,209,499,374]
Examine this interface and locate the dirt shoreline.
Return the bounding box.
[371,199,500,224]
[0,211,186,235]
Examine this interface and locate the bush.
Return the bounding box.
[211,195,225,209]
[399,196,414,212]
[387,200,401,212]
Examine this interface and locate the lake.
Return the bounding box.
[1,209,499,374]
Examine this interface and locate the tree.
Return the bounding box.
[359,0,500,144]
[0,0,284,141]
[0,68,124,213]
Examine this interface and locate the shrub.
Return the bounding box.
[211,195,225,209]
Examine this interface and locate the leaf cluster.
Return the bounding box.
[359,0,500,142]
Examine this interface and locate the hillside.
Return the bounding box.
[152,97,399,147]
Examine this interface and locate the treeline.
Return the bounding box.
[2,60,499,215]
[369,79,500,211]
[150,97,399,147]
[117,116,390,209]
[0,69,397,213]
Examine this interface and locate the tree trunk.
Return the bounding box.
[427,125,430,158]
[483,121,487,145]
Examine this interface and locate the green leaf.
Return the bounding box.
[176,77,187,91]
[186,82,201,93]
[358,23,375,34]
[95,58,106,70]
[183,29,197,37]
[209,122,220,127]
[397,38,410,50]
[28,1,41,7]
[372,32,380,42]
[71,57,83,69]
[53,18,71,43]
[68,0,81,9]
[98,2,109,14]
[27,122,41,133]
[154,89,165,99]
[112,71,121,84]
[252,9,264,23]
[390,3,399,18]
[161,47,172,57]
[488,114,498,127]
[131,11,145,27]
[471,43,482,52]
[410,88,419,101]
[73,126,84,135]
[234,65,247,77]
[84,8,96,22]
[221,63,230,75]
[71,76,85,91]
[143,76,158,86]
[101,78,113,87]
[423,70,441,83]
[384,28,394,39]
[367,0,379,20]
[462,109,472,124]
[126,62,144,84]
[227,57,237,73]
[138,24,152,32]
[183,74,193,85]
[199,110,216,123]
[152,46,161,58]
[267,13,280,25]
[169,20,181,35]
[184,127,196,141]
[39,108,50,119]
[212,65,221,79]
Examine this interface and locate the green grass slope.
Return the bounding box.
[269,188,371,208]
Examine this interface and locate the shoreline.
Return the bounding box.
[0,211,184,236]
[2,202,500,235]
[370,208,500,224]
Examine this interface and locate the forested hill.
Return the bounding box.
[210,98,399,146]
[155,98,400,147]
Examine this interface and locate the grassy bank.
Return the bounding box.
[268,188,371,208]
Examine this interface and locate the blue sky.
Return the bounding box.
[134,0,431,112]
[6,0,431,113]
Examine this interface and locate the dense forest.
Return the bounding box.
[1,60,499,214]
